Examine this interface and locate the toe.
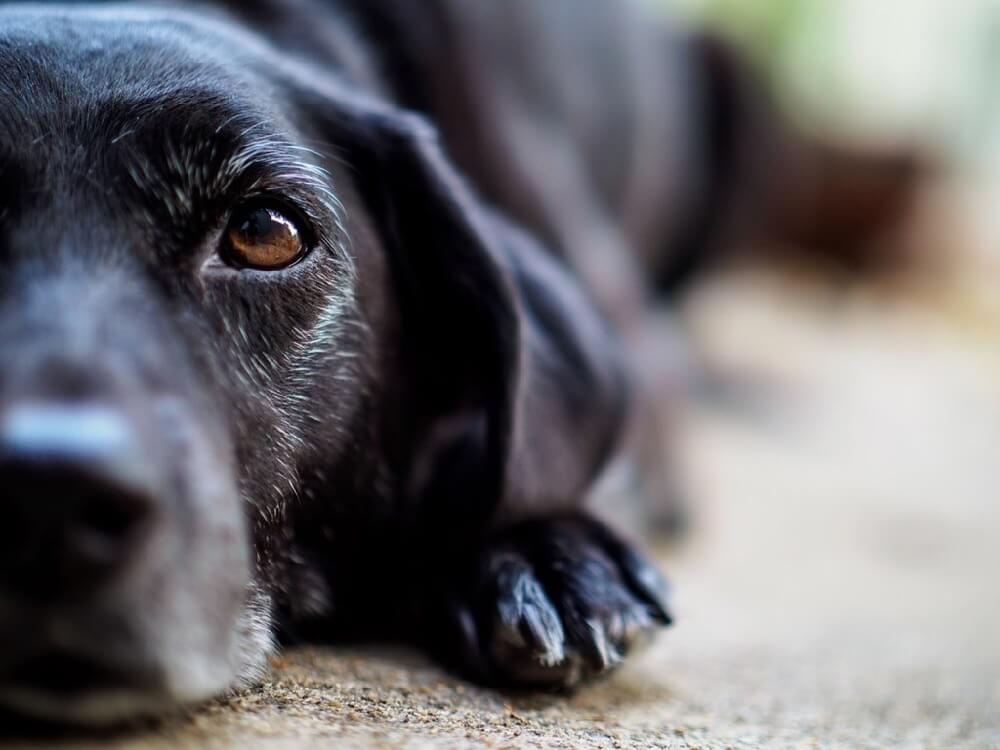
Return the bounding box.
[588,522,673,626]
[488,554,567,668]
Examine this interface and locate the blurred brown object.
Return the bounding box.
[665,34,929,289]
[752,138,926,276]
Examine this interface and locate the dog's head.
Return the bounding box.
[0,3,517,723]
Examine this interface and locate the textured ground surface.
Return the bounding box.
[3,271,999,749]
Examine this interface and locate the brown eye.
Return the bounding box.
[224,204,307,270]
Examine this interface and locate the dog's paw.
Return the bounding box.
[449,515,671,688]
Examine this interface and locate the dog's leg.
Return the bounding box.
[440,513,671,688]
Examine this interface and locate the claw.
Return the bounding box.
[580,618,622,671]
[619,548,673,626]
[519,600,566,666]
[450,601,491,680]
[494,562,566,666]
[606,603,653,644]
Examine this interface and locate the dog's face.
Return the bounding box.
[0,1,518,723]
[0,4,371,722]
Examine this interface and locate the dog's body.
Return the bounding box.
[0,0,912,724]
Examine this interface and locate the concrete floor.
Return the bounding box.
[3,271,999,749]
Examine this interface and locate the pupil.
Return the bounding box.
[242,209,274,239]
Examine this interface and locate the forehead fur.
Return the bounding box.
[0,5,285,140]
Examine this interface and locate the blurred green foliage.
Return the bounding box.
[666,0,836,127]
[670,0,825,71]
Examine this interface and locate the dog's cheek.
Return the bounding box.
[230,581,277,688]
[198,261,362,510]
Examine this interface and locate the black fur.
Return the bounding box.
[0,0,808,721]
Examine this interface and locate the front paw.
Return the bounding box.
[449,515,671,688]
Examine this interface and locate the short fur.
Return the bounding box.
[0,0,913,723]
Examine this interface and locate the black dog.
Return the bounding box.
[0,0,915,724]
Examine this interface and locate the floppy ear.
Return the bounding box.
[307,90,521,524]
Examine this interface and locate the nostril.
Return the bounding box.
[77,488,149,540]
[0,470,156,602]
[0,403,159,601]
[69,489,151,562]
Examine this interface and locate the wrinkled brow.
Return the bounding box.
[112,102,345,241]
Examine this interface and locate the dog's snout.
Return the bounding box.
[0,404,158,601]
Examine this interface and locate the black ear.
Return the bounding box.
[309,90,521,524]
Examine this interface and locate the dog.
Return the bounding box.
[0,0,917,724]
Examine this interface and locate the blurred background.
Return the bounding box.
[673,0,1000,153]
[626,2,1000,748]
[668,0,1000,283]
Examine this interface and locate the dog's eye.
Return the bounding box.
[223,203,307,270]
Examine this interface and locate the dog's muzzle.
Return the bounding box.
[0,402,167,699]
[0,383,255,722]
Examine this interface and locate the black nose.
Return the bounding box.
[0,404,156,602]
